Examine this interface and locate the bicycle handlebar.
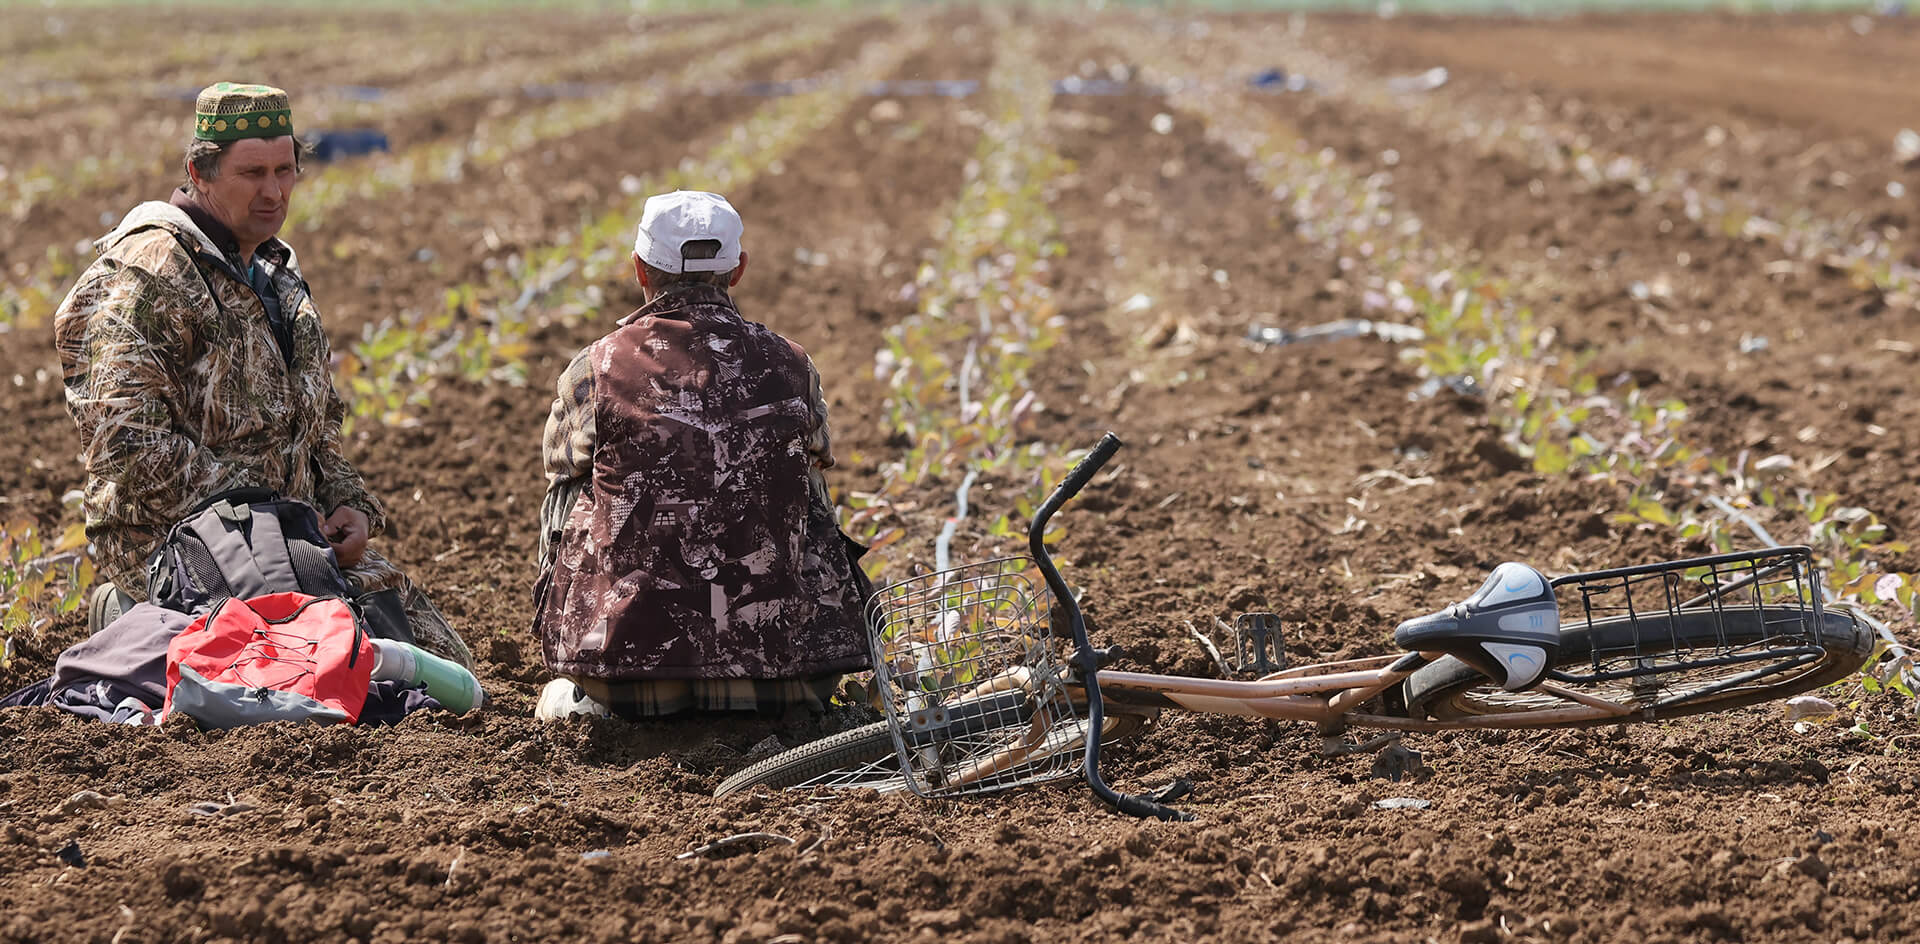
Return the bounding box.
[1060,432,1123,502]
[1028,432,1193,823]
[1028,431,1122,547]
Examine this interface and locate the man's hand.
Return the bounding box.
[324,505,371,568]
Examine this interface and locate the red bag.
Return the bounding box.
[164,592,375,727]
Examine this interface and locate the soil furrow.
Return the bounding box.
[1303,11,1920,142]
[0,19,804,275]
[2,11,1919,944]
[1288,18,1920,258]
[0,22,891,533]
[0,20,624,132]
[0,19,1001,941]
[1242,73,1920,548]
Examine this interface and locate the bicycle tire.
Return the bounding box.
[714,722,897,798]
[713,710,1156,798]
[1404,606,1872,725]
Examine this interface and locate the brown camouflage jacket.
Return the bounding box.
[52,200,384,599]
[533,284,867,681]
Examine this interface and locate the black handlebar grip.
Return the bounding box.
[1052,432,1123,504]
[1115,794,1195,822]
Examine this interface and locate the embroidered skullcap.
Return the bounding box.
[194,82,293,142]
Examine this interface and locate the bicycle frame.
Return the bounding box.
[1091,541,1837,730]
[726,437,1865,810]
[1019,433,1844,820]
[1091,656,1637,730]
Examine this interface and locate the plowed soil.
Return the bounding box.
[3,8,1918,944]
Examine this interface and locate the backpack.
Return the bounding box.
[163,592,375,727]
[145,488,414,644]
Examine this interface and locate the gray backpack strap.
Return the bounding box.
[183,505,285,601]
[212,498,250,526]
[240,504,302,595]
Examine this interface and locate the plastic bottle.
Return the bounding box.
[369,638,485,714]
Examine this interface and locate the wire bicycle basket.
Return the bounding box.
[1549,546,1839,712]
[865,556,1088,798]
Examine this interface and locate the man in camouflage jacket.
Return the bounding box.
[51,83,473,670]
[532,191,867,720]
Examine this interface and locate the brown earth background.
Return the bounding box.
[3,5,1920,943]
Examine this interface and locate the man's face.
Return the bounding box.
[195,136,298,250]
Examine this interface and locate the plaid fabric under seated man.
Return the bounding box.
[531,191,868,721]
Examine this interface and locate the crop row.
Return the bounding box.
[2,15,763,228]
[11,22,484,129]
[338,18,922,433]
[845,23,1074,582]
[302,17,750,130]
[0,18,872,647]
[1114,19,1915,693]
[284,17,810,231]
[0,20,827,336]
[4,12,661,107]
[1236,26,1920,649]
[1249,26,1919,314]
[7,22,333,94]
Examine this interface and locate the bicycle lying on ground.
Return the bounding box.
[717,434,1874,820]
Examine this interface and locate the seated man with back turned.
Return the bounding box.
[51,82,473,671]
[532,190,868,721]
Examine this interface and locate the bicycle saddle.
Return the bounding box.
[1393,562,1561,691]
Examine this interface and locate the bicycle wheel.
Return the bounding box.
[714,722,900,798]
[1404,606,1872,724]
[713,710,1156,798]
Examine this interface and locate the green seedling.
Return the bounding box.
[1117,21,1917,697]
[334,23,919,426]
[0,503,97,648]
[861,29,1076,581]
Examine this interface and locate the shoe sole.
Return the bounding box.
[87,585,123,635]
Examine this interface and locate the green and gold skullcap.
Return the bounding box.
[194,82,293,142]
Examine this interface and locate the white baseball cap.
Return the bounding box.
[632,190,744,274]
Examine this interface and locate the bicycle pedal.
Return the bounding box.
[1231,612,1287,676]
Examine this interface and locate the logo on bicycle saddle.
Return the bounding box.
[1498,647,1538,668]
[1474,562,1548,609]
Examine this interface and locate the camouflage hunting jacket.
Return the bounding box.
[53,200,384,599]
[533,283,867,681]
